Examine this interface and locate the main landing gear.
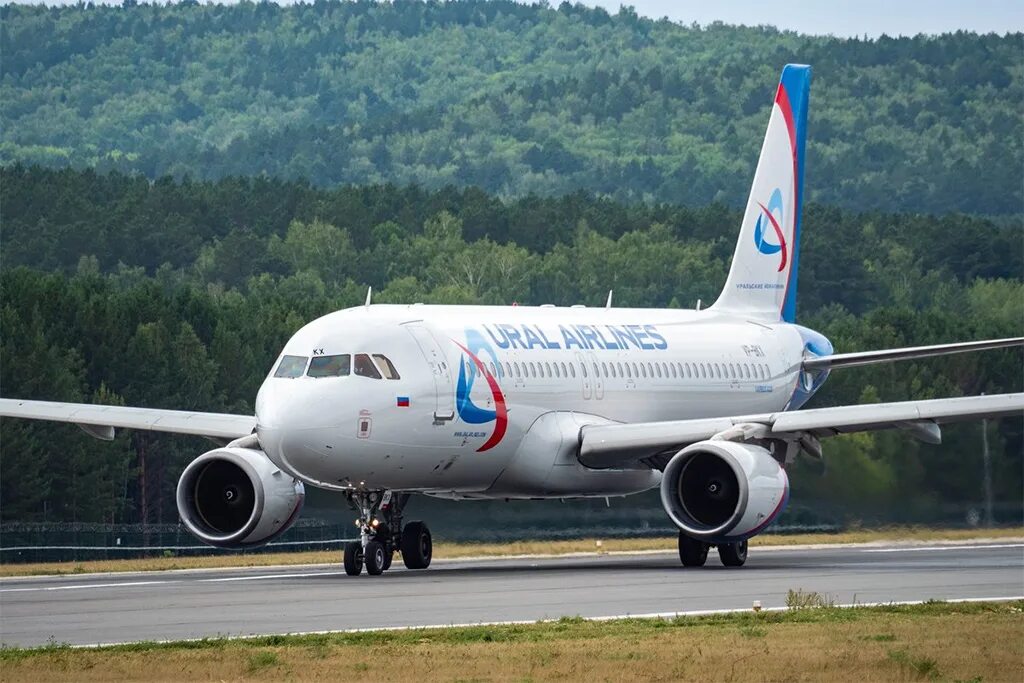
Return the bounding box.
[342,490,433,576]
[678,531,748,568]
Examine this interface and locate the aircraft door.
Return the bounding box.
[589,352,604,400]
[404,323,456,424]
[574,352,592,400]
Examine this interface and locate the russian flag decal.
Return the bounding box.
[396,396,410,407]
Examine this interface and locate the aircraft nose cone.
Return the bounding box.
[255,379,346,433]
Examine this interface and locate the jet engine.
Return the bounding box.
[660,441,788,542]
[176,447,305,548]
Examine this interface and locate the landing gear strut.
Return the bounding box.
[677,531,749,568]
[343,490,431,576]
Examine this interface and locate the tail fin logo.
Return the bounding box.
[753,188,787,272]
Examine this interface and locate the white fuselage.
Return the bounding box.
[254,304,822,499]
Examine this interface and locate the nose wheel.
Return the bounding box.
[342,490,431,576]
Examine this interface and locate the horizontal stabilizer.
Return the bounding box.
[803,337,1023,371]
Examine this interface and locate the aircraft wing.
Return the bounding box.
[578,393,1024,469]
[802,337,1023,371]
[0,398,255,442]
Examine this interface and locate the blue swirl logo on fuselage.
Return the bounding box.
[453,329,507,452]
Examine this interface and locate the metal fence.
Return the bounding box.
[1,492,1019,564]
[0,519,355,564]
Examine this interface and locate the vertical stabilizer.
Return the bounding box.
[711,64,811,322]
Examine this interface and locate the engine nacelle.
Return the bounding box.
[176,447,305,548]
[660,441,789,542]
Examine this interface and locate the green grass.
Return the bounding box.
[1,600,1018,661]
[3,601,1020,682]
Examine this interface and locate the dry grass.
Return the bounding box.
[1,601,1021,682]
[1,526,1021,578]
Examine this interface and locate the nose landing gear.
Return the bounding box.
[343,490,432,576]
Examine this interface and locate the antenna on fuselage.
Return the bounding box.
[365,286,372,308]
[696,298,702,311]
[605,290,613,309]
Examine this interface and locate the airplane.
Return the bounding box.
[1,64,1022,577]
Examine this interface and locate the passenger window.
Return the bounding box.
[602,362,608,376]
[274,355,308,378]
[354,353,382,379]
[308,354,351,378]
[632,362,639,377]
[610,363,616,378]
[372,354,400,380]
[625,363,632,378]
[561,362,568,377]
[640,363,647,378]
[570,363,576,378]
[505,362,512,378]
[529,362,536,378]
[514,363,521,378]
[700,363,707,379]
[581,363,588,378]
[670,363,677,379]
[546,362,553,377]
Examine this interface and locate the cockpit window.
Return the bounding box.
[353,353,382,379]
[373,354,401,380]
[274,355,308,378]
[307,354,351,378]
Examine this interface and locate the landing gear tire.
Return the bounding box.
[401,521,432,569]
[678,532,709,567]
[343,541,364,576]
[365,541,386,576]
[381,549,393,572]
[718,540,748,567]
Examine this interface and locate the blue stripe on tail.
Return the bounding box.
[779,64,811,323]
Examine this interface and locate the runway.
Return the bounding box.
[1,542,1022,648]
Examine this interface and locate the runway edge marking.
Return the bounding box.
[64,595,1024,650]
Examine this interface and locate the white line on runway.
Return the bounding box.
[199,571,348,582]
[0,580,171,594]
[0,571,350,593]
[862,543,1024,553]
[71,595,1024,649]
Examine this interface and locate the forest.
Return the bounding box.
[0,1,1021,533]
[0,166,1021,527]
[1,1,1022,214]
